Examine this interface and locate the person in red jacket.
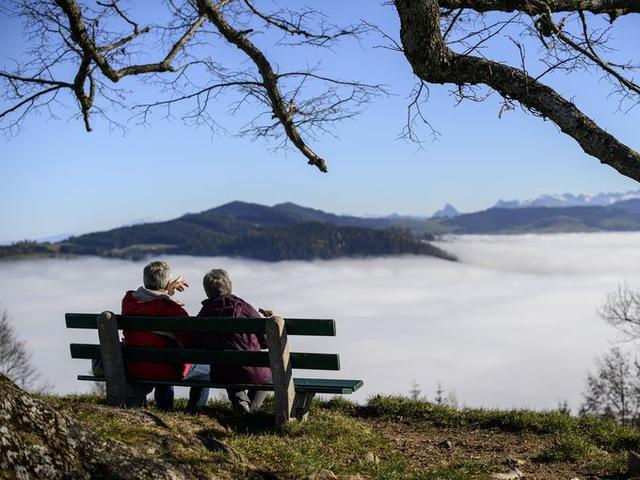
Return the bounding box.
[122,260,208,410]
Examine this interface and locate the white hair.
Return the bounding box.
[203,269,232,299]
[143,261,172,290]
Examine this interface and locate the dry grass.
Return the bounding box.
[43,393,639,479]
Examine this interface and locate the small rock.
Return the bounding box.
[344,475,365,480]
[364,451,380,464]
[507,458,526,467]
[438,440,453,449]
[490,468,524,480]
[306,469,337,480]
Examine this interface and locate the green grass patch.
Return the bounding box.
[535,433,628,477]
[536,434,603,462]
[41,393,105,406]
[227,407,412,479]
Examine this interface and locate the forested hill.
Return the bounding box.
[422,199,640,234]
[5,198,640,262]
[0,202,454,262]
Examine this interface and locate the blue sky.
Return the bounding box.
[1,1,639,242]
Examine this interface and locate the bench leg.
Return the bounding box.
[293,392,315,422]
[125,383,148,408]
[266,316,295,427]
[97,311,129,406]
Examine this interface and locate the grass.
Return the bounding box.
[49,394,416,479]
[350,395,639,478]
[361,395,640,453]
[229,409,411,479]
[44,393,640,479]
[536,434,604,462]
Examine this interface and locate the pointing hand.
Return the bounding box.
[166,275,189,296]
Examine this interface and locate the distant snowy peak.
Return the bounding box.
[494,191,640,209]
[433,204,460,218]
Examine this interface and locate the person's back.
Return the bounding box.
[196,269,271,413]
[197,293,270,385]
[121,286,190,381]
[120,261,208,411]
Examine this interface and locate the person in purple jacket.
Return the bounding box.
[197,269,271,413]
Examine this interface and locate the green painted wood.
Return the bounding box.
[70,344,340,370]
[65,313,335,336]
[77,375,363,394]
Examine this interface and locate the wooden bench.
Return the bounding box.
[66,311,363,426]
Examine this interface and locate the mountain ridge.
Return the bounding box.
[0,201,453,262]
[5,196,640,262]
[493,190,640,209]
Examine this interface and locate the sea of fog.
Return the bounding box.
[1,232,638,411]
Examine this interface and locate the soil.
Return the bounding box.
[366,417,616,480]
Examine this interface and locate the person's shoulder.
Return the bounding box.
[121,290,139,313]
[134,295,189,316]
[158,297,189,316]
[230,294,249,304]
[231,295,259,317]
[122,290,136,301]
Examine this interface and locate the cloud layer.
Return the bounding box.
[1,232,638,410]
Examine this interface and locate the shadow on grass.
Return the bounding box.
[178,397,280,435]
[203,407,278,435]
[140,411,170,429]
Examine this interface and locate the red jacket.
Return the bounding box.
[121,290,191,381]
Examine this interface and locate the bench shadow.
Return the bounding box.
[193,411,282,480]
[197,405,278,435]
[140,411,170,429]
[196,429,246,461]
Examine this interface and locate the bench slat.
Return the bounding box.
[66,313,335,336]
[70,343,340,370]
[77,375,363,394]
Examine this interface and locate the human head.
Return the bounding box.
[203,269,232,299]
[143,261,172,291]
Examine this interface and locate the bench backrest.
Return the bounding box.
[66,313,339,370]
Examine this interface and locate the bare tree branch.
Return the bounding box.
[551,20,640,97]
[0,71,72,88]
[0,85,64,119]
[196,0,329,172]
[439,0,640,17]
[599,283,640,341]
[0,310,41,391]
[395,0,640,181]
[1,0,640,178]
[53,0,206,82]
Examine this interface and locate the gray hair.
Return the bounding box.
[143,261,172,290]
[203,269,232,299]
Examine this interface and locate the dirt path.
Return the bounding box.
[366,418,605,479]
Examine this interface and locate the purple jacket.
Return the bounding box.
[196,294,272,385]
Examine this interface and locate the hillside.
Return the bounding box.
[6,373,640,479]
[423,200,640,234]
[6,198,640,262]
[0,202,452,262]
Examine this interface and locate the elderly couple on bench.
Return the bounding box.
[121,260,270,413]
